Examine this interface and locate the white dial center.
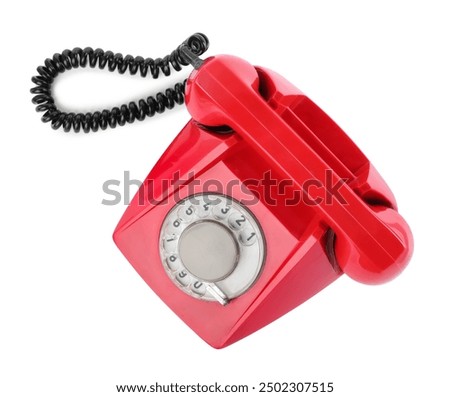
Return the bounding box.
[179,221,239,282]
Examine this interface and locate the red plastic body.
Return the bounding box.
[114,55,413,348]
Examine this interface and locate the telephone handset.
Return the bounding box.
[114,52,413,347]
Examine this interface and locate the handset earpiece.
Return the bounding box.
[185,55,413,285]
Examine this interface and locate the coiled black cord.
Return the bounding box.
[30,33,209,133]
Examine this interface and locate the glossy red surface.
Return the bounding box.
[114,54,413,347]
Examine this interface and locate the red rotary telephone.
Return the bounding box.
[31,34,413,348]
[113,50,413,348]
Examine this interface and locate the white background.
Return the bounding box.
[1,1,449,396]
